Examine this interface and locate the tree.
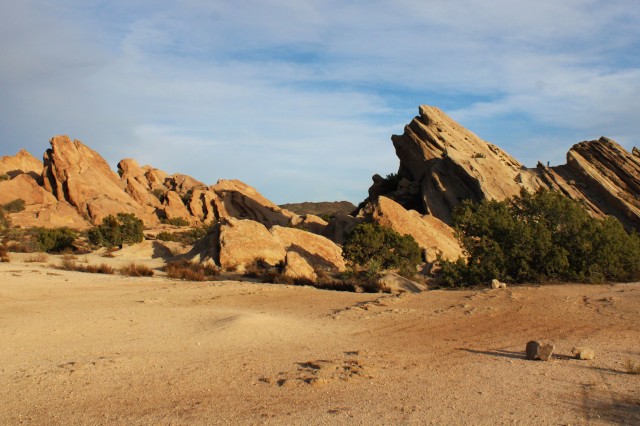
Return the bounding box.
[343,223,422,277]
[88,213,144,248]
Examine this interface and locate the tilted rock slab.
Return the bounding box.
[0,149,43,179]
[384,105,640,231]
[271,225,346,272]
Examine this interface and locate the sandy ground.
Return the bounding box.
[1,251,639,425]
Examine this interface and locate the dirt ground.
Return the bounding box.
[1,252,639,425]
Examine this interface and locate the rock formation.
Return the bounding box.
[42,136,156,225]
[371,105,640,231]
[0,149,43,180]
[359,196,462,262]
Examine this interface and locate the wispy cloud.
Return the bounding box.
[1,0,638,202]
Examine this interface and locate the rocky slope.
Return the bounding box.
[369,105,640,231]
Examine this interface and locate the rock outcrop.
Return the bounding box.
[42,136,156,225]
[359,196,462,262]
[374,105,640,231]
[0,149,43,179]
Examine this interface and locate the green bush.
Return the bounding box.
[36,228,78,253]
[2,198,26,213]
[343,223,422,277]
[161,217,190,227]
[88,213,144,248]
[438,189,640,286]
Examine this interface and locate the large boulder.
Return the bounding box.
[283,251,317,282]
[271,225,346,272]
[218,218,287,272]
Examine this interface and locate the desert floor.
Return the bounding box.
[1,252,639,425]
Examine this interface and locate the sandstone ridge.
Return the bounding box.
[368,105,640,231]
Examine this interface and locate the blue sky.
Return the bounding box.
[1,1,639,203]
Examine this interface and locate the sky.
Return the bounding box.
[1,1,639,204]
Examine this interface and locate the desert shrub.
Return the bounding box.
[379,173,400,194]
[343,223,421,277]
[157,231,178,242]
[25,253,48,263]
[0,173,9,181]
[152,188,165,201]
[119,263,154,277]
[438,189,640,286]
[58,255,114,274]
[88,213,144,248]
[161,217,190,227]
[2,198,26,213]
[36,227,78,253]
[164,260,219,281]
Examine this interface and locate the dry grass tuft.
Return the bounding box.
[119,263,154,277]
[165,260,219,281]
[57,255,115,275]
[625,359,640,375]
[25,253,48,263]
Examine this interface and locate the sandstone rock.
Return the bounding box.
[0,149,43,179]
[0,174,56,205]
[289,214,328,234]
[361,196,463,262]
[162,191,193,222]
[572,347,595,360]
[526,341,555,361]
[283,251,317,282]
[42,136,156,225]
[212,180,296,228]
[11,201,89,229]
[491,279,507,289]
[378,271,428,294]
[218,218,286,272]
[633,147,639,158]
[379,106,640,231]
[271,225,346,272]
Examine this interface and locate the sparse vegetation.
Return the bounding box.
[88,213,144,248]
[0,173,9,181]
[156,223,215,245]
[25,253,48,263]
[343,223,421,278]
[152,188,165,201]
[57,254,115,274]
[119,262,154,277]
[2,198,26,213]
[164,260,219,281]
[438,189,640,286]
[161,217,190,227]
[625,359,640,374]
[36,227,78,253]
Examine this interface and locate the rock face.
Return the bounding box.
[0,149,43,180]
[42,136,155,225]
[283,251,317,282]
[360,196,462,262]
[377,105,640,231]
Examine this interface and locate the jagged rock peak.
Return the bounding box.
[373,105,640,231]
[0,148,43,179]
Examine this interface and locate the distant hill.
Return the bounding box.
[279,201,356,218]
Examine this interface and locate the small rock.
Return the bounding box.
[572,347,595,360]
[526,340,555,361]
[491,279,507,289]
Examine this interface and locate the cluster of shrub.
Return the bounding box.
[438,189,640,286]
